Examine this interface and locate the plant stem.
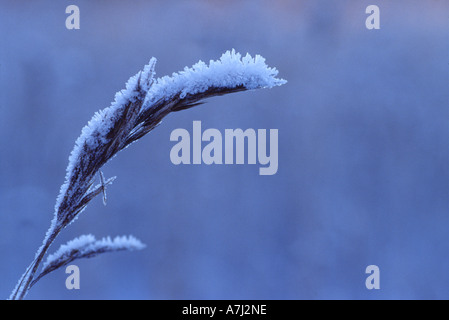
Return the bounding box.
[10,224,62,300]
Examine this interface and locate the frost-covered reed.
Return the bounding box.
[9,50,286,300]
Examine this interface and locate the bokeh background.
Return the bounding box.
[0,0,448,299]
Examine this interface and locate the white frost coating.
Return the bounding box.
[143,49,287,106]
[53,50,285,219]
[53,58,157,216]
[42,235,146,270]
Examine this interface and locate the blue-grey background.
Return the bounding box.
[0,0,448,299]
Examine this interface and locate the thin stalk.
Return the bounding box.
[11,224,62,300]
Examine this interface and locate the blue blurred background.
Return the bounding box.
[0,0,448,299]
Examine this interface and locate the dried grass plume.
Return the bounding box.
[9,50,286,300]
